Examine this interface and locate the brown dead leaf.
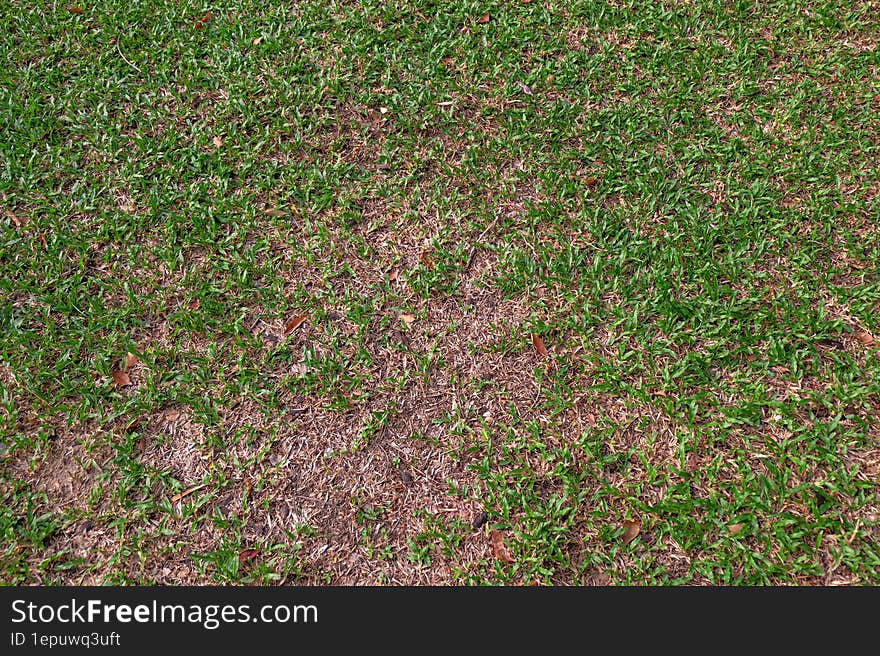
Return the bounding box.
[188,298,200,310]
[389,268,400,282]
[252,36,263,45]
[857,331,875,347]
[489,530,514,563]
[195,11,212,29]
[284,314,308,335]
[399,313,416,325]
[264,207,287,217]
[135,438,147,453]
[728,523,744,536]
[4,210,24,227]
[621,519,641,544]
[164,409,181,422]
[111,370,131,387]
[68,6,84,14]
[124,417,142,434]
[531,333,549,357]
[239,549,260,564]
[584,177,600,186]
[124,352,139,371]
[478,12,491,23]
[212,135,223,148]
[420,250,434,270]
[169,483,207,504]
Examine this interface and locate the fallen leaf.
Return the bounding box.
[420,250,434,270]
[195,11,212,29]
[239,549,260,564]
[729,523,744,536]
[68,6,84,14]
[212,135,223,148]
[478,12,491,23]
[584,177,600,186]
[188,298,201,310]
[5,210,24,227]
[399,313,416,325]
[857,331,875,347]
[284,314,308,335]
[124,352,139,371]
[472,512,489,530]
[135,438,147,453]
[621,519,641,544]
[169,483,207,504]
[252,36,263,45]
[164,409,181,422]
[389,268,400,282]
[264,207,287,217]
[516,80,533,96]
[489,530,514,563]
[112,370,131,387]
[531,333,549,357]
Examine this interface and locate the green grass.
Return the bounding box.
[1,0,879,585]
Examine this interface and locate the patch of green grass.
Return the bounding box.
[2,0,879,584]
[0,478,65,584]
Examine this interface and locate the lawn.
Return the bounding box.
[1,0,879,585]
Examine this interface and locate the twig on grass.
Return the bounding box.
[465,214,502,271]
[116,37,142,73]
